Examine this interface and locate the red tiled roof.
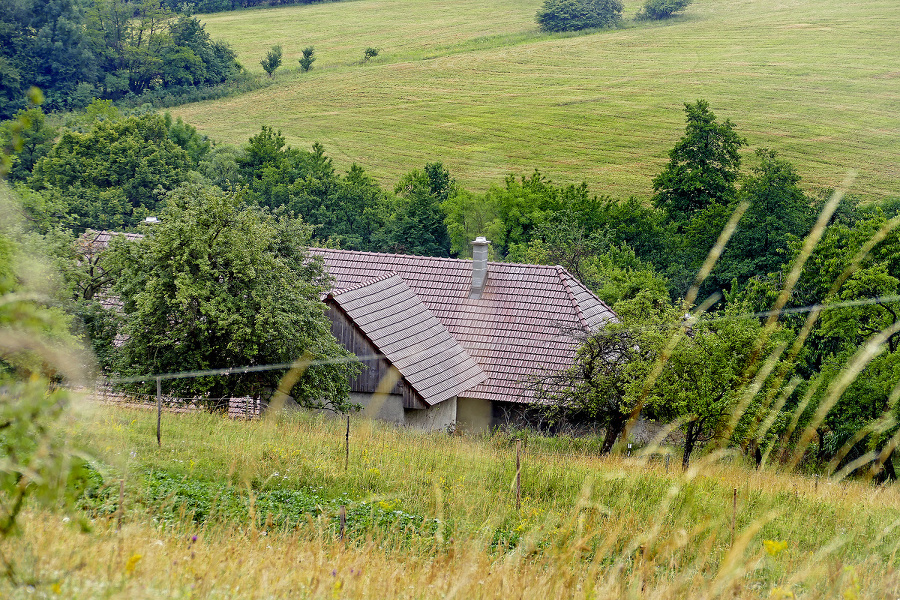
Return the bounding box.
[328,274,487,406]
[312,248,617,404]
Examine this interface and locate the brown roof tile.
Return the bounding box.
[328,274,487,406]
[313,248,617,404]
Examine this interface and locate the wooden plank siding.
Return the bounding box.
[325,302,427,410]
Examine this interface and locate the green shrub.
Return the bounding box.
[363,47,379,61]
[636,0,692,20]
[299,46,316,72]
[260,45,283,77]
[536,0,623,32]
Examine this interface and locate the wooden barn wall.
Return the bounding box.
[325,303,427,410]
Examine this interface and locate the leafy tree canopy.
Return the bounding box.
[637,0,692,20]
[652,100,746,221]
[536,0,623,32]
[107,184,359,408]
[26,109,208,232]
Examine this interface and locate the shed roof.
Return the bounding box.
[312,248,617,404]
[327,274,487,406]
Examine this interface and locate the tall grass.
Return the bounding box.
[3,402,897,598]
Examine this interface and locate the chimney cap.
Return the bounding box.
[472,236,490,245]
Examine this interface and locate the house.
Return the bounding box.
[313,237,617,433]
[81,230,617,430]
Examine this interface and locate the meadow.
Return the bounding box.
[3,402,899,599]
[167,0,900,200]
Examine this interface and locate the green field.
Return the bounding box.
[171,0,900,200]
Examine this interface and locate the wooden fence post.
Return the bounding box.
[117,479,125,531]
[339,505,346,541]
[731,488,737,547]
[345,415,350,472]
[156,377,162,447]
[516,439,522,511]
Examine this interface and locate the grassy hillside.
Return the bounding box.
[4,404,900,598]
[169,0,900,199]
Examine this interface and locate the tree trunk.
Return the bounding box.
[600,415,625,455]
[883,449,898,482]
[682,419,696,471]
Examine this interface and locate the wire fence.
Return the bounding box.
[94,384,264,419]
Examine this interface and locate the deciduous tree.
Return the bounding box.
[107,185,359,409]
[652,100,746,221]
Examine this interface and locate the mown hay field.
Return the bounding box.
[168,0,900,199]
[3,404,899,599]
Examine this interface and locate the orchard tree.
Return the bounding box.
[652,100,746,221]
[261,45,283,76]
[108,184,359,409]
[535,291,675,453]
[299,46,315,72]
[651,311,790,470]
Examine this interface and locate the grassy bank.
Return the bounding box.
[166,0,900,200]
[2,402,899,598]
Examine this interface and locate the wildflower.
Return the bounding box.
[125,554,142,575]
[763,539,788,556]
[769,587,793,599]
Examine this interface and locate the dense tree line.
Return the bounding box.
[4,97,900,477]
[0,0,241,119]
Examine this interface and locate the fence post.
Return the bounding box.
[156,377,162,447]
[339,505,346,542]
[731,488,737,547]
[345,415,350,472]
[117,479,125,531]
[516,439,522,511]
[665,454,670,474]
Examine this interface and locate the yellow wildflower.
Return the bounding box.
[763,539,787,556]
[125,553,142,575]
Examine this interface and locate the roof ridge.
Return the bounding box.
[311,247,580,272]
[557,266,589,330]
[330,271,400,296]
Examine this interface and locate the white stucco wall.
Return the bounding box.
[456,396,493,434]
[405,397,457,432]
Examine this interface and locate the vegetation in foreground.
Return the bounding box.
[2,406,900,598]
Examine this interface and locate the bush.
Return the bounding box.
[636,0,692,20]
[363,47,379,61]
[536,0,623,32]
[260,45,283,76]
[299,46,316,72]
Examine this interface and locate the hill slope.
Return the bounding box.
[169,0,900,199]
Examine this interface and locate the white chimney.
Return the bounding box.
[469,237,490,299]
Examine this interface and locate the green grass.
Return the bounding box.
[4,403,900,597]
[71,405,900,561]
[166,0,900,200]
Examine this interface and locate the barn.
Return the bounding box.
[314,238,617,433]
